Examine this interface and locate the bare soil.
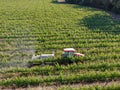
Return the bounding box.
[57,0,65,3]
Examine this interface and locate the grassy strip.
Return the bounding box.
[0,70,120,87]
[0,61,119,80]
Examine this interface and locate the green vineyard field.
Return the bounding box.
[0,0,120,89]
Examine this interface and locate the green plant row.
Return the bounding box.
[0,70,120,87]
[28,54,120,66]
[2,60,120,76]
[28,57,84,66]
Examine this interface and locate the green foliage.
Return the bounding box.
[28,57,84,67]
[0,70,120,87]
[0,0,120,89]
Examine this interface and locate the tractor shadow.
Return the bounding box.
[51,0,120,35]
[80,14,120,35]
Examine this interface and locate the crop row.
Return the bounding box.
[1,38,119,44]
[11,53,120,60]
[0,42,119,51]
[0,59,120,78]
[0,31,119,39]
[0,52,120,64]
[0,70,120,87]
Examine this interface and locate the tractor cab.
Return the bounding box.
[62,48,84,58]
[63,48,75,57]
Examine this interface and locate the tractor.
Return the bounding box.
[62,48,84,58]
[29,48,84,67]
[32,48,84,60]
